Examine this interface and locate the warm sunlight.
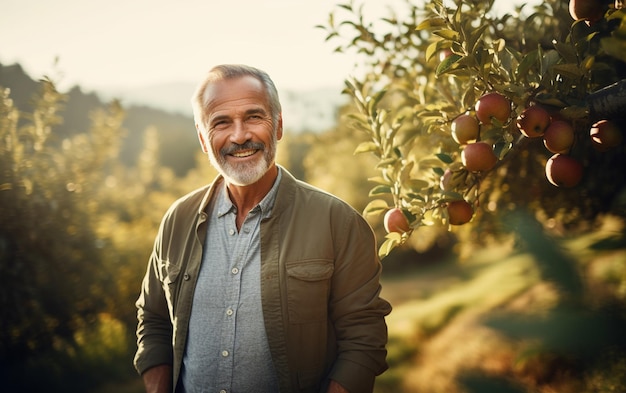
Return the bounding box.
[1,0,531,92]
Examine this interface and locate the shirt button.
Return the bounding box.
[183,273,190,281]
[228,228,236,236]
[226,308,234,316]
[221,350,229,357]
[231,267,239,275]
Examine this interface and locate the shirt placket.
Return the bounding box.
[217,208,258,393]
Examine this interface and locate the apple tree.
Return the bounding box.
[321,0,626,257]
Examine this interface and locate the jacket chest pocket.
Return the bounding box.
[161,260,181,316]
[286,259,334,323]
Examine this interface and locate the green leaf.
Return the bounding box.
[363,199,389,216]
[534,93,568,107]
[354,141,379,154]
[378,151,396,167]
[493,141,513,160]
[367,89,387,113]
[379,235,401,258]
[405,179,429,191]
[368,176,393,185]
[337,3,353,11]
[369,184,392,196]
[540,50,561,76]
[552,63,584,79]
[433,29,460,41]
[400,160,415,183]
[553,42,578,63]
[601,37,626,63]
[416,17,446,30]
[426,41,442,61]
[435,54,463,76]
[467,24,489,55]
[435,153,454,164]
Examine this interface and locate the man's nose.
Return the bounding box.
[230,120,250,144]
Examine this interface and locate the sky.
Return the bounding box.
[1,0,537,96]
[0,0,412,93]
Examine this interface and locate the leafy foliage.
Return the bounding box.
[0,77,181,391]
[320,0,626,257]
[0,80,110,361]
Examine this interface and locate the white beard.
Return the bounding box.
[208,134,277,186]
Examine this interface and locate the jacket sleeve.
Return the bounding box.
[327,209,392,392]
[134,219,175,376]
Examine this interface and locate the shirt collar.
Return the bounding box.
[216,167,282,219]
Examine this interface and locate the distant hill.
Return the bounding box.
[0,62,198,176]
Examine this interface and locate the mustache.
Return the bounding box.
[221,141,265,155]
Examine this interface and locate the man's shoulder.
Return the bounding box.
[288,175,359,215]
[164,184,212,219]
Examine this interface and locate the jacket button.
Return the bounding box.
[183,273,190,281]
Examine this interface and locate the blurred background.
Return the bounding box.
[1,0,625,392]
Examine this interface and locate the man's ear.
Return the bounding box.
[196,124,209,153]
[276,114,284,141]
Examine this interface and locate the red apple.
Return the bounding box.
[543,120,575,153]
[462,142,498,172]
[384,208,410,233]
[451,114,480,145]
[447,200,474,225]
[517,106,551,138]
[475,92,512,125]
[545,153,583,187]
[569,0,606,23]
[590,120,623,151]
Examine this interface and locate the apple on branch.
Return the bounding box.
[545,153,584,187]
[384,208,411,234]
[475,92,512,125]
[462,142,498,172]
[517,105,551,138]
[543,120,575,153]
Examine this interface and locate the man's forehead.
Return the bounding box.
[203,75,265,103]
[203,77,270,118]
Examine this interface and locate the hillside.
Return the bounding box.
[0,62,198,176]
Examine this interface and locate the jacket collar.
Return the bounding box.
[196,165,297,219]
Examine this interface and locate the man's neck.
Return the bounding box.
[225,165,279,230]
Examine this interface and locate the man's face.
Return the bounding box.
[197,75,282,186]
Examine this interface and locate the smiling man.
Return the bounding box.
[133,64,391,393]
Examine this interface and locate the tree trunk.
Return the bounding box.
[587,79,626,120]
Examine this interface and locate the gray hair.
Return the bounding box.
[191,64,282,133]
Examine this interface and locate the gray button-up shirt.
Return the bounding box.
[180,170,282,393]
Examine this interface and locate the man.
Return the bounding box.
[134,64,391,393]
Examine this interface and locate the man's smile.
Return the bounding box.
[230,149,259,158]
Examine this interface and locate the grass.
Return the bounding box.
[375,215,626,393]
[377,242,541,392]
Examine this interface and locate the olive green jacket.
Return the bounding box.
[134,167,391,392]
